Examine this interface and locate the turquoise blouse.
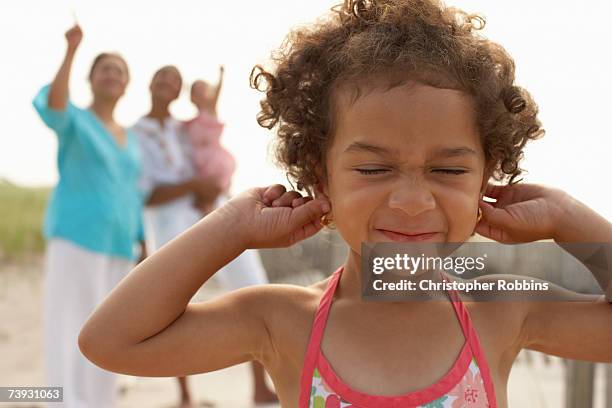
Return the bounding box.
[33,85,144,260]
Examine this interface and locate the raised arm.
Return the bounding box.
[476,182,612,362]
[553,193,612,301]
[211,65,224,115]
[519,193,612,362]
[78,185,330,376]
[48,24,82,110]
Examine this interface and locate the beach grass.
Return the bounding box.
[0,179,49,261]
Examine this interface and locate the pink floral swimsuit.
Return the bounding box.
[299,267,498,408]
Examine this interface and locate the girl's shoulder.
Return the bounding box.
[239,278,330,316]
[451,274,539,365]
[451,274,532,327]
[227,279,331,365]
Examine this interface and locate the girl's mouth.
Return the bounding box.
[376,229,440,242]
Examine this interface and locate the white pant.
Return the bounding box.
[43,239,133,408]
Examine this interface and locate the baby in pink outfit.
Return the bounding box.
[184,66,235,213]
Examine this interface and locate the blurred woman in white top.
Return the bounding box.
[131,65,277,407]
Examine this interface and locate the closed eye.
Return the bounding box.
[356,168,467,175]
[356,169,389,175]
[433,169,468,175]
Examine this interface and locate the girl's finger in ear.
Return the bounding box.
[292,196,313,208]
[272,191,302,207]
[262,184,287,205]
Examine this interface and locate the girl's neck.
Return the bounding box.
[337,249,450,303]
[90,98,117,123]
[337,250,365,302]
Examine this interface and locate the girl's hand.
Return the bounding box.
[65,24,83,52]
[218,184,330,249]
[475,182,569,243]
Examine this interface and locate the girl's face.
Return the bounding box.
[190,80,209,105]
[89,55,129,101]
[321,81,489,253]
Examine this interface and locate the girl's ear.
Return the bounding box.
[480,162,494,195]
[313,168,330,199]
[314,182,329,199]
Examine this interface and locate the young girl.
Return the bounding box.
[184,65,236,214]
[79,1,612,407]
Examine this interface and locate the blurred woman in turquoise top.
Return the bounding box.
[32,23,144,408]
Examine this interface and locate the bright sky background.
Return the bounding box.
[1,0,611,219]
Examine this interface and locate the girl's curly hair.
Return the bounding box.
[250,0,544,194]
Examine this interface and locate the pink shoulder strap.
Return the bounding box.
[445,282,498,408]
[298,266,343,407]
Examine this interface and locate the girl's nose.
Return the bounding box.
[387,175,436,217]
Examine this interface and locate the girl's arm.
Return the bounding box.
[553,194,612,301]
[48,24,82,110]
[79,185,330,376]
[477,183,612,362]
[210,65,224,116]
[520,195,612,362]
